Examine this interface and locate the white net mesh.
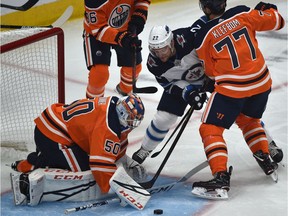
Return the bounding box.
[1,28,63,156]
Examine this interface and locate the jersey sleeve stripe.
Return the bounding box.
[38,114,72,143]
[90,155,115,163]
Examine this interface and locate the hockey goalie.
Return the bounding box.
[10,94,150,209]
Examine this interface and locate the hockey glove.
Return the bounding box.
[129,164,148,183]
[128,9,147,35]
[115,31,142,51]
[182,84,207,110]
[254,2,277,11]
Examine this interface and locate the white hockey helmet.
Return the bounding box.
[116,93,145,129]
[148,25,173,50]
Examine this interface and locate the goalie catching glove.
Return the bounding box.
[121,155,148,183]
[182,84,207,110]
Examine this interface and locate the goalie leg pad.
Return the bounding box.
[11,168,105,206]
[10,173,28,205]
[109,166,151,210]
[41,168,100,202]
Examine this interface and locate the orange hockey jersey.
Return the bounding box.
[194,6,285,98]
[34,96,131,193]
[84,0,150,44]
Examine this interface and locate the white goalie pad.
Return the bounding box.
[10,168,104,206]
[10,173,27,205]
[109,166,151,210]
[42,168,99,203]
[191,187,228,200]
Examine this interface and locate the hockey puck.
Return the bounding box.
[154,209,163,214]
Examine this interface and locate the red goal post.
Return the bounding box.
[1,27,65,153]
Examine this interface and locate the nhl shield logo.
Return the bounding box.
[109,4,130,28]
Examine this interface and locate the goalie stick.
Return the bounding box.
[1,0,38,11]
[64,160,208,214]
[1,6,73,29]
[140,106,195,189]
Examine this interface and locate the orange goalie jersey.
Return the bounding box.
[84,0,150,44]
[34,96,131,193]
[194,6,285,98]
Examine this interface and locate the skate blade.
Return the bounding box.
[10,173,27,205]
[270,169,278,183]
[191,187,228,200]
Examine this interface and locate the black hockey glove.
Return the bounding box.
[115,31,142,51]
[254,2,277,11]
[128,9,147,35]
[182,85,207,110]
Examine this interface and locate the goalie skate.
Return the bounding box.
[10,173,27,205]
[191,187,228,200]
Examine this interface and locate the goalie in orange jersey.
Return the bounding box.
[83,0,150,98]
[11,93,146,199]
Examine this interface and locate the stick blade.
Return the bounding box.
[133,86,158,94]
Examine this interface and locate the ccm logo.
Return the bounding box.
[54,175,84,180]
[119,190,143,209]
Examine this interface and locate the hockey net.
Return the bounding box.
[1,27,65,158]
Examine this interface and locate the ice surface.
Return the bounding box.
[1,0,287,215]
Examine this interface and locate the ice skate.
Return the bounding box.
[191,166,233,200]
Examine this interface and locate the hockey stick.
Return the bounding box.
[64,160,208,214]
[140,106,195,189]
[148,160,208,194]
[151,107,192,158]
[1,6,73,29]
[131,43,158,94]
[1,0,38,11]
[64,198,120,214]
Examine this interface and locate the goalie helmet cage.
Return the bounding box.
[1,27,65,155]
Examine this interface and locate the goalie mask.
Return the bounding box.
[148,25,174,60]
[116,93,145,129]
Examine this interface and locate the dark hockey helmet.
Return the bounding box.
[199,0,227,15]
[116,93,145,129]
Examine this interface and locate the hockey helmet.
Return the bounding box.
[116,93,145,129]
[148,25,173,51]
[199,0,227,15]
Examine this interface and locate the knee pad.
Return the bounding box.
[153,111,178,131]
[88,65,109,87]
[87,65,109,98]
[199,123,225,141]
[199,123,227,174]
[235,113,259,129]
[142,111,178,151]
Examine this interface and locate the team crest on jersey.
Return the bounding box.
[176,34,186,48]
[109,4,130,28]
[184,65,204,81]
[147,56,157,68]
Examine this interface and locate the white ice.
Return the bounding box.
[1,0,287,215]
